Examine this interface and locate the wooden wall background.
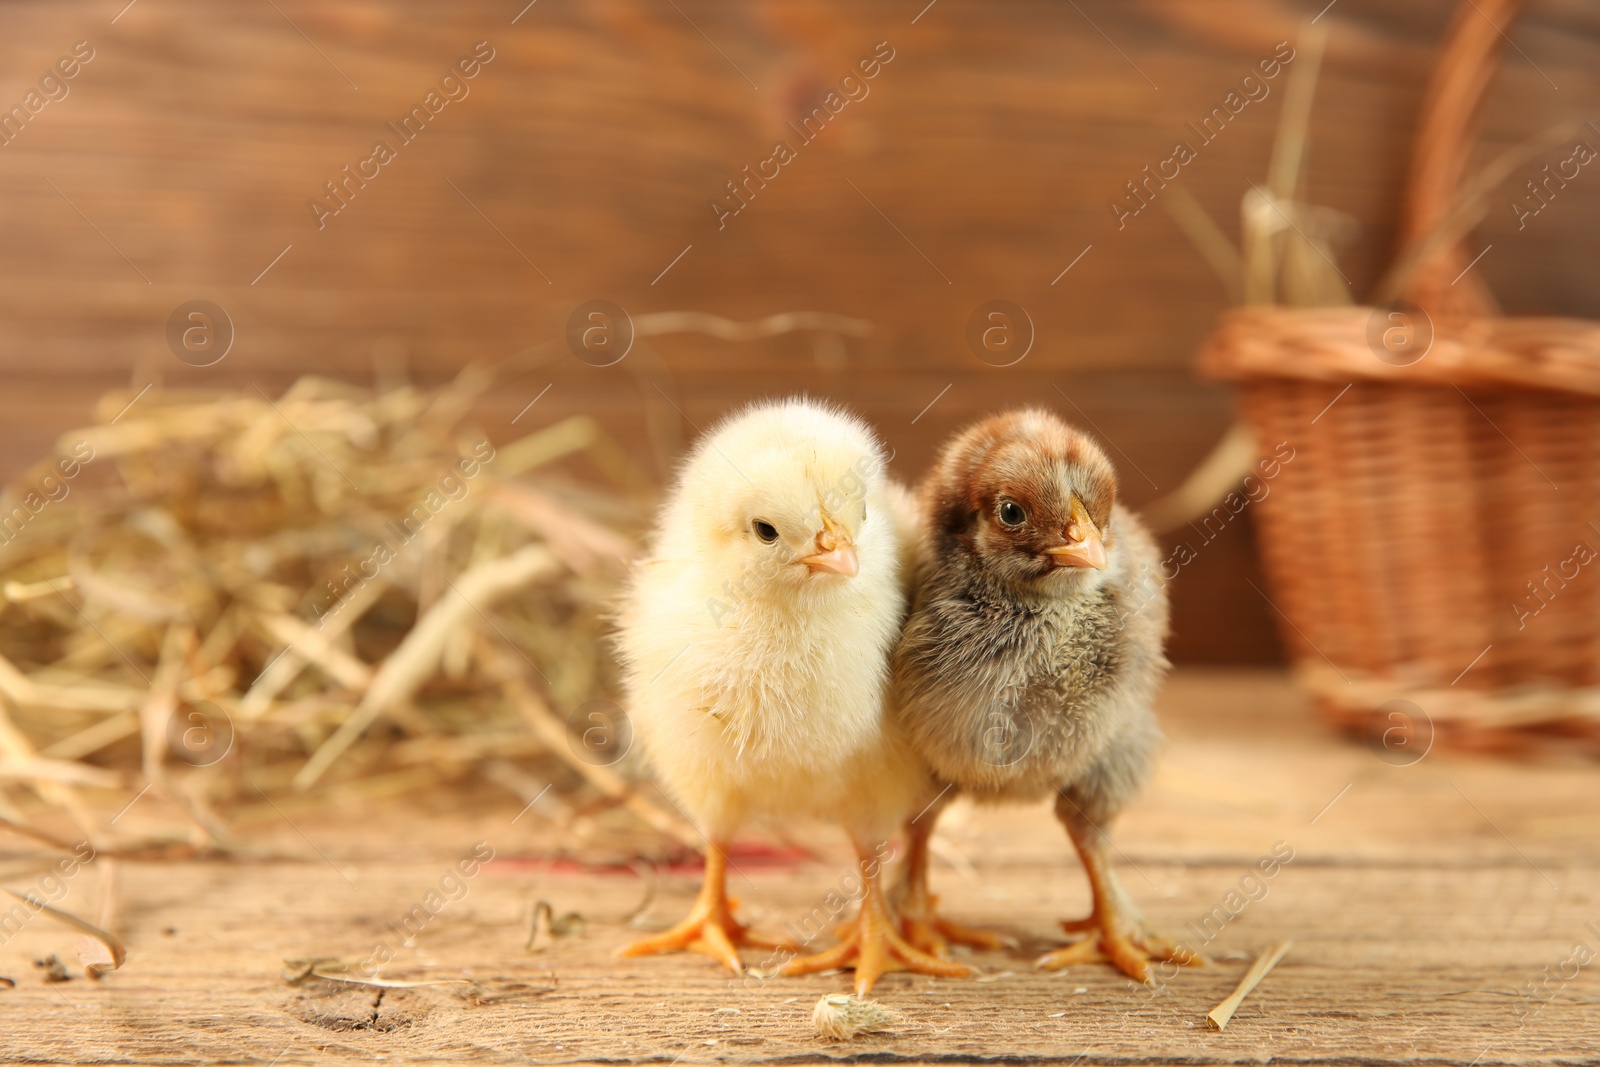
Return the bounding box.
[0,0,1596,662]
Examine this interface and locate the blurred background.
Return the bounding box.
[1,0,1594,665]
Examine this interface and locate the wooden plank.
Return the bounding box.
[1,670,1595,1063]
[0,0,1591,381]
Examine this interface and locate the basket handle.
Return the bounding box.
[1390,0,1528,316]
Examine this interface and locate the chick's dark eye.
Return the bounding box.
[997,500,1027,528]
[752,520,779,543]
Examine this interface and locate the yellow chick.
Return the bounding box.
[617,398,968,994]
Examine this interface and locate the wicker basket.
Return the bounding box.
[1198,0,1600,757]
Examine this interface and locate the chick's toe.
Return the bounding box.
[780,846,971,995]
[893,812,1012,956]
[619,848,795,973]
[1038,800,1206,983]
[1036,917,1203,983]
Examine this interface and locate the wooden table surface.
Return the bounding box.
[1,669,1596,1065]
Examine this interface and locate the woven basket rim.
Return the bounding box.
[1197,305,1600,396]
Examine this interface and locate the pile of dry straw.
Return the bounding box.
[0,365,698,857]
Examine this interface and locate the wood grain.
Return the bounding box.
[1,671,1596,1064]
[0,0,1596,663]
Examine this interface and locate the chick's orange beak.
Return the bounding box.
[1044,496,1107,570]
[799,514,859,577]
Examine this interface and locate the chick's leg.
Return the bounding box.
[1037,793,1204,983]
[620,843,791,973]
[780,840,972,995]
[893,795,1011,957]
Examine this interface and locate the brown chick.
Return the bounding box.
[890,409,1203,982]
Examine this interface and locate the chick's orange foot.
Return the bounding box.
[1036,910,1204,983]
[1044,802,1206,983]
[779,851,972,995]
[619,848,795,974]
[894,862,1014,957]
[900,902,1013,958]
[893,810,1013,958]
[621,900,795,974]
